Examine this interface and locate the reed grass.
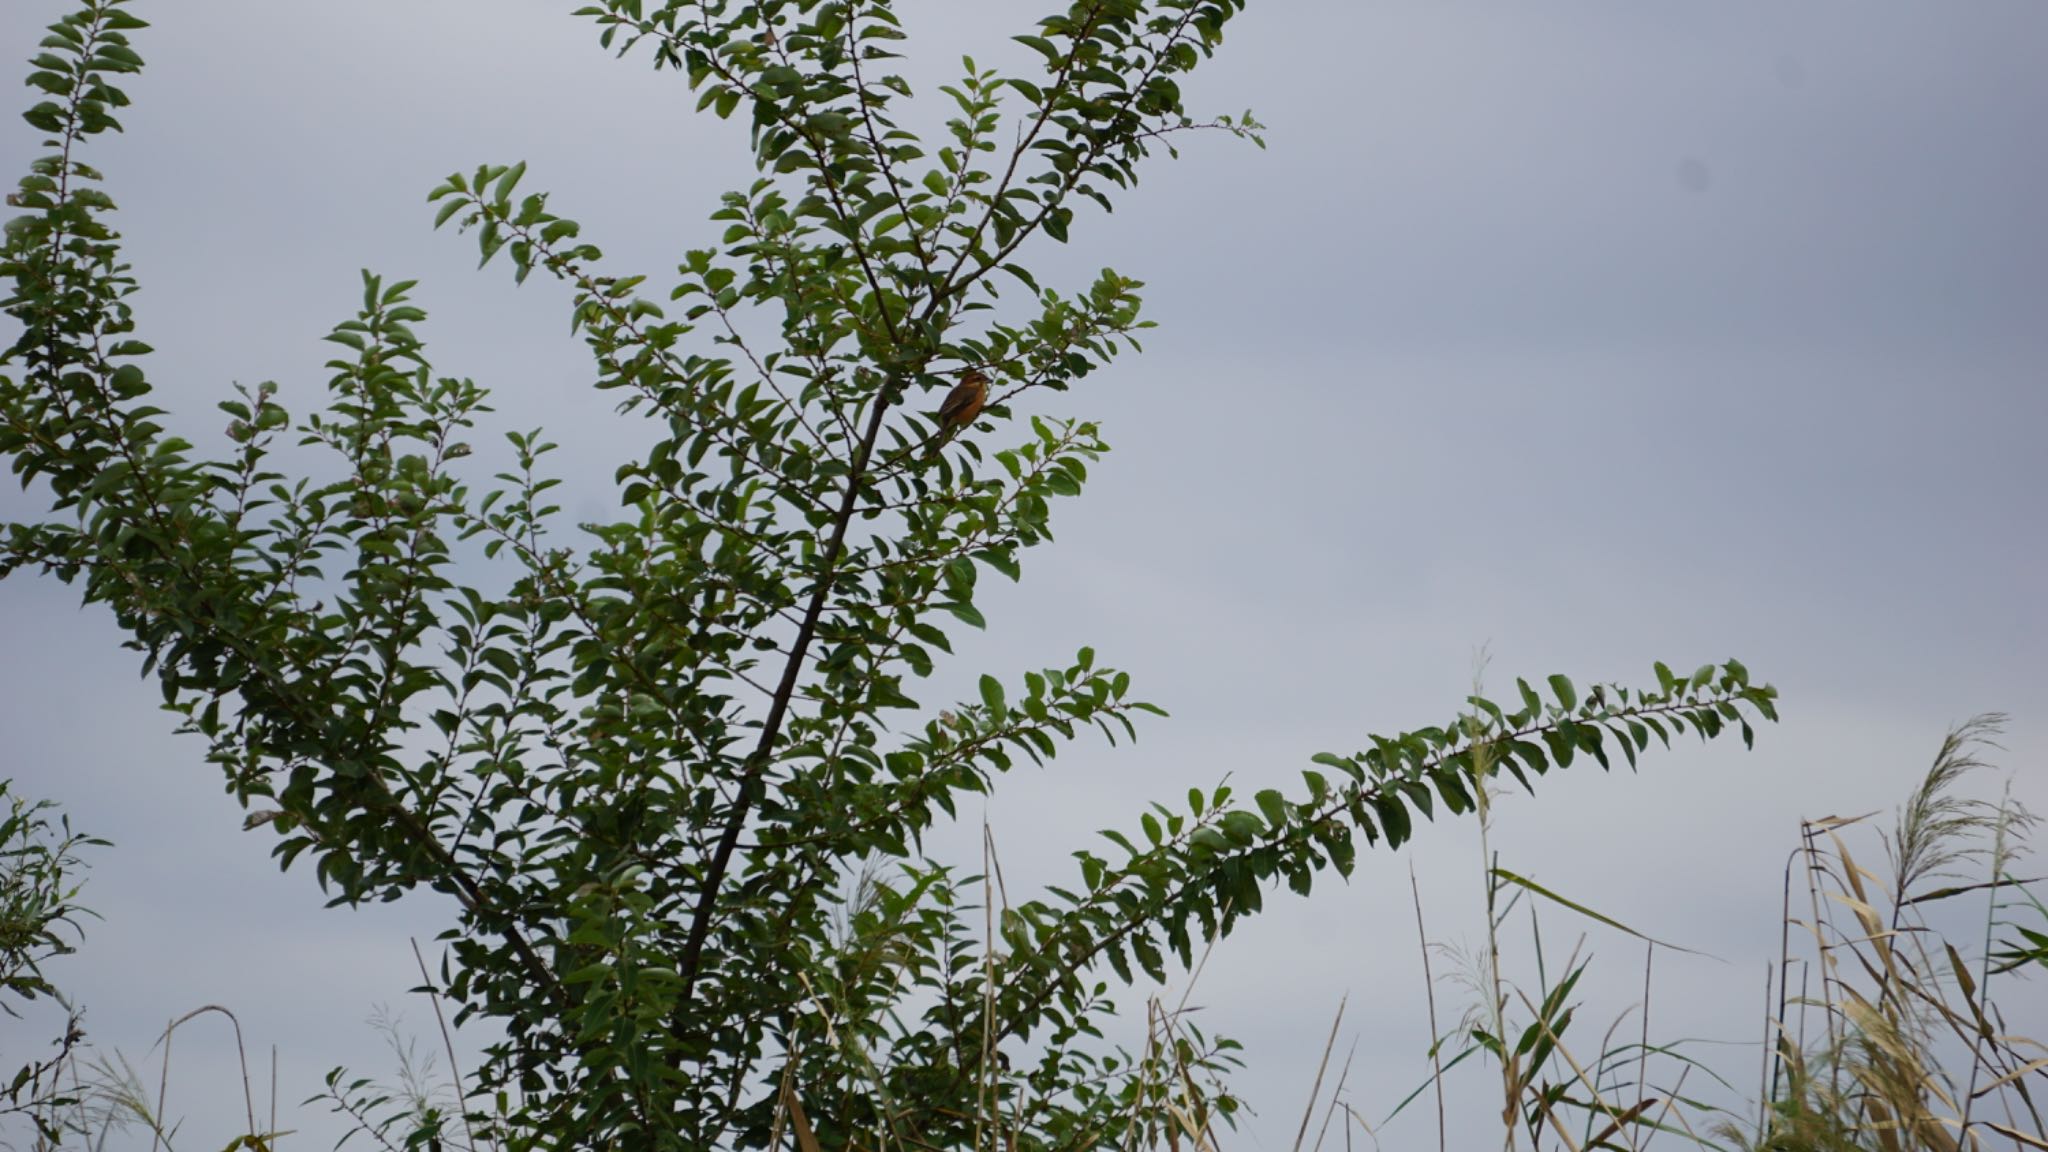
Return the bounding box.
[1333,713,2044,1152]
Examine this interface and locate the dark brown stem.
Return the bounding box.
[674,377,899,1008]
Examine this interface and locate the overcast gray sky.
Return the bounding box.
[3,2,2044,1149]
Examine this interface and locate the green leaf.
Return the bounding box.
[1219,809,1266,845]
[941,601,986,629]
[1310,751,1362,782]
[1370,792,1411,848]
[493,160,527,203]
[1254,789,1288,829]
[1012,34,1061,63]
[1547,674,1576,712]
[1491,868,1706,956]
[108,365,147,398]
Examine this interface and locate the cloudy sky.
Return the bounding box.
[3,1,2044,1148]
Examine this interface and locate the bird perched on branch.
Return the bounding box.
[927,368,988,454]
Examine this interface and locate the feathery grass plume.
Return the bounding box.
[1730,714,2041,1152]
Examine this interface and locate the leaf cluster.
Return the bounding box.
[0,780,105,1147]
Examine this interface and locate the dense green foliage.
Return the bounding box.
[0,2,1778,1149]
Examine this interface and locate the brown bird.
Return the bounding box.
[928,368,989,453]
